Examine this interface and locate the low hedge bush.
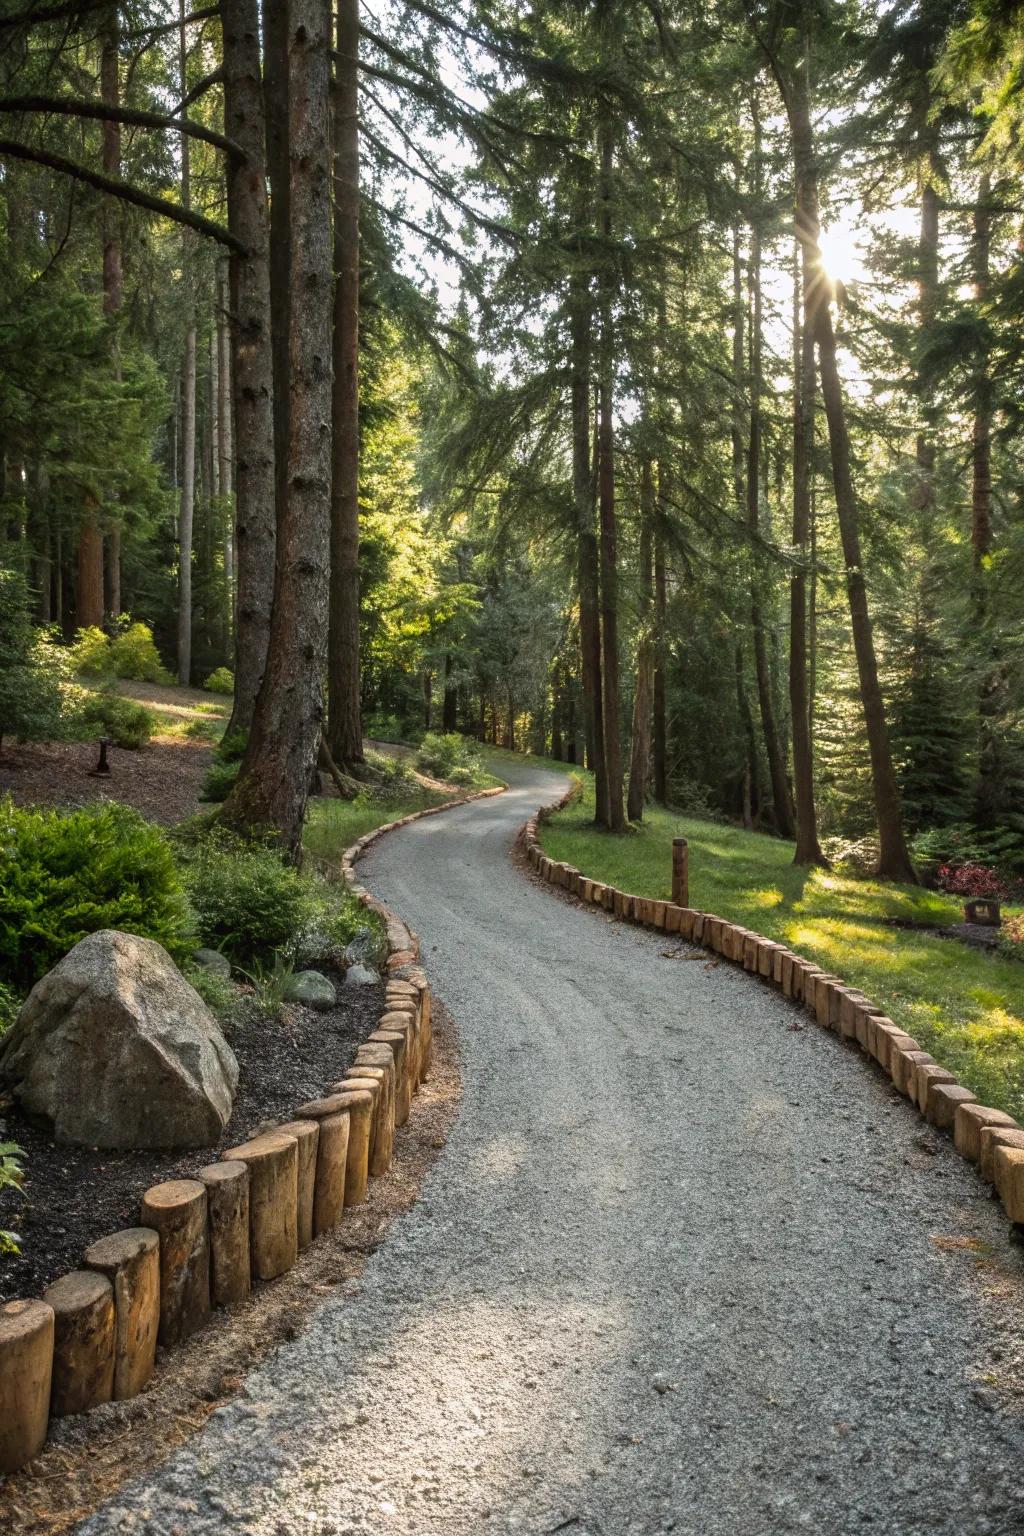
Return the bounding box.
[203,666,234,695]
[77,690,154,750]
[415,731,483,783]
[0,798,193,990]
[69,620,171,684]
[175,826,314,962]
[201,758,241,802]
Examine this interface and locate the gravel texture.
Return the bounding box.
[77,762,1024,1536]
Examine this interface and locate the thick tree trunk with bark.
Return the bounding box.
[327,0,363,768]
[264,0,291,543]
[223,0,334,858]
[222,0,275,734]
[76,507,104,628]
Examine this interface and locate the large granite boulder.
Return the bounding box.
[0,930,239,1149]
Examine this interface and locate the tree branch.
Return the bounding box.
[0,95,242,158]
[0,138,245,251]
[171,65,225,118]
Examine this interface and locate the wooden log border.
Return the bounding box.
[0,781,506,1477]
[522,786,1023,1228]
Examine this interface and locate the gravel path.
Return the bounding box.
[80,762,1024,1536]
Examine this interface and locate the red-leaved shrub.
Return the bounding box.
[937,862,1007,900]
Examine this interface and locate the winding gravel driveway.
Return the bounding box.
[82,761,1024,1536]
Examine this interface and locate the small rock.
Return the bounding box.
[282,970,337,1010]
[344,963,379,988]
[193,947,231,979]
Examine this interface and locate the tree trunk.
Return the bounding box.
[597,125,625,831]
[815,303,915,879]
[217,255,234,654]
[971,172,1000,827]
[914,166,940,516]
[746,107,795,839]
[550,664,563,760]
[570,252,606,826]
[100,11,122,315]
[176,0,196,687]
[100,5,122,619]
[781,39,916,883]
[76,506,104,628]
[327,0,363,768]
[222,0,275,734]
[223,0,334,858]
[735,643,757,829]
[442,653,457,732]
[264,0,291,547]
[790,234,826,865]
[627,460,655,823]
[971,173,992,576]
[105,521,121,621]
[653,466,668,803]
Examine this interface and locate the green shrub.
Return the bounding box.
[176,828,313,962]
[362,749,416,791]
[415,731,482,782]
[911,822,1024,887]
[364,712,415,744]
[183,717,218,742]
[78,690,154,749]
[68,624,112,677]
[109,622,172,683]
[0,1141,25,1254]
[182,962,238,1021]
[216,728,248,764]
[0,570,67,753]
[204,666,234,695]
[0,979,21,1036]
[69,620,171,684]
[0,798,193,990]
[201,758,240,802]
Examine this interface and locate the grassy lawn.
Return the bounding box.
[304,756,505,865]
[113,679,231,743]
[304,785,456,863]
[540,770,1024,1122]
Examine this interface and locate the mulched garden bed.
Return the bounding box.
[0,737,215,824]
[0,963,384,1302]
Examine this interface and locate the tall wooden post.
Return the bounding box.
[672,837,689,908]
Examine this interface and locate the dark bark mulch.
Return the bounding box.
[0,737,214,825]
[0,965,384,1302]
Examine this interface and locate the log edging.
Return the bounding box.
[0,781,506,1477]
[523,788,1022,1229]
